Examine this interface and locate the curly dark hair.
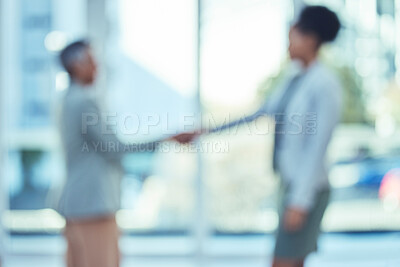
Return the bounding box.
[296,6,341,45]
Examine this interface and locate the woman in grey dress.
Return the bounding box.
[271,7,341,267]
[202,5,342,267]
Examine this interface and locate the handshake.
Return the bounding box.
[168,129,204,144]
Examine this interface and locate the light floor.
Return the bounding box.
[4,233,400,267]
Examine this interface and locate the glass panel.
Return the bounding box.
[106,0,198,233]
[200,0,291,233]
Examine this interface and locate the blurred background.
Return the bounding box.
[1,0,400,266]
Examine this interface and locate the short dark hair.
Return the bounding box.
[59,40,90,74]
[296,6,340,44]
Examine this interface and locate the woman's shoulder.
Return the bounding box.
[306,63,341,99]
[307,63,342,105]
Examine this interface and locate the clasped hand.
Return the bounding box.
[169,129,204,144]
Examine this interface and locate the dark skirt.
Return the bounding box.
[273,183,330,260]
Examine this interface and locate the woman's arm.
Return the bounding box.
[207,99,274,134]
[80,99,163,159]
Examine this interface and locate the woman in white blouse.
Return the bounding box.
[208,5,342,267]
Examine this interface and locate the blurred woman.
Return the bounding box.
[208,6,342,267]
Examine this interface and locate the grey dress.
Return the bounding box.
[274,182,330,259]
[57,83,159,220]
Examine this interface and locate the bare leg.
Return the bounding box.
[64,222,88,267]
[78,216,120,267]
[272,258,305,267]
[295,259,305,267]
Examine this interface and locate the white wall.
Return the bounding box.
[52,0,88,40]
[0,0,20,260]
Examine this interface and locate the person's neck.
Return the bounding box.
[301,53,318,68]
[71,77,91,87]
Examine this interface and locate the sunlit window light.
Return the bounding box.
[44,31,68,52]
[56,71,70,91]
